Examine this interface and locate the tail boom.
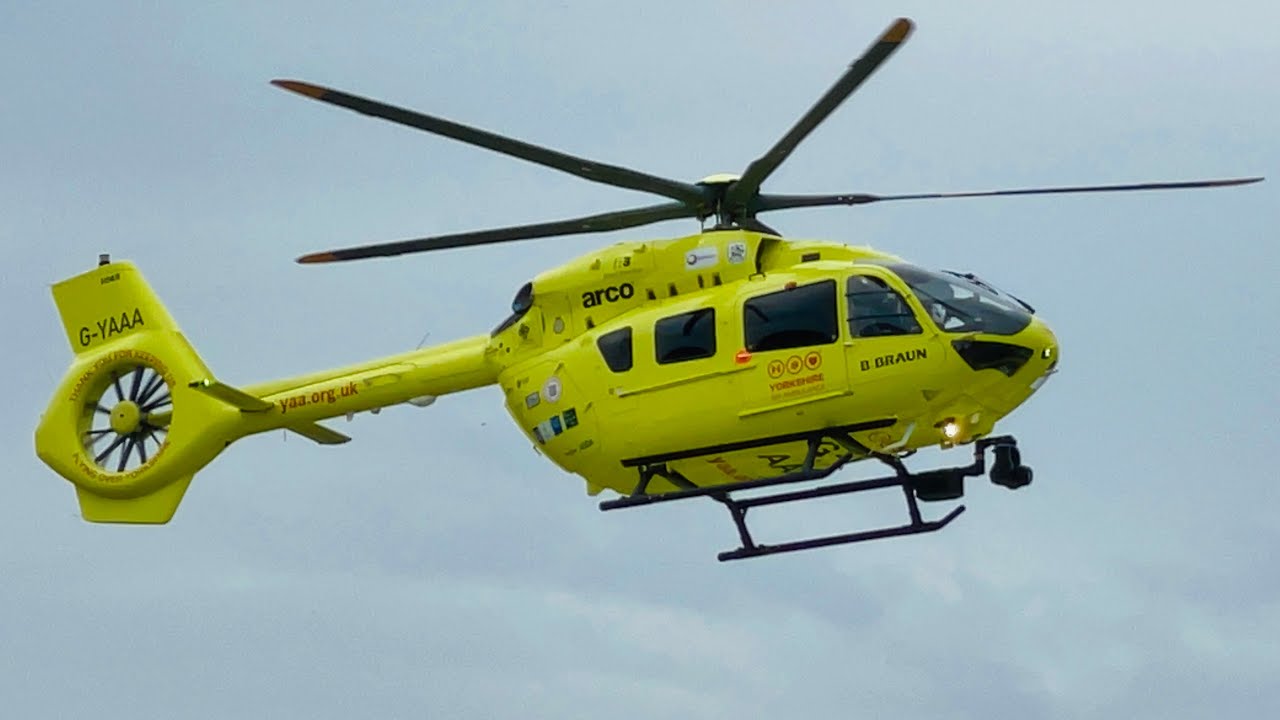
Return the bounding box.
[36,259,498,523]
[241,334,495,428]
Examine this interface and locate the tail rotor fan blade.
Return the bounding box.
[95,434,127,465]
[143,390,171,412]
[117,437,135,473]
[128,366,144,401]
[137,370,165,406]
[84,428,114,446]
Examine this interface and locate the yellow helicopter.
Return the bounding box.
[35,18,1261,560]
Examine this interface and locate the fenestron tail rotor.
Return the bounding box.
[82,365,171,474]
[274,16,1262,264]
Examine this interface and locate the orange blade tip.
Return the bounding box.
[296,251,339,264]
[271,79,327,99]
[884,18,914,43]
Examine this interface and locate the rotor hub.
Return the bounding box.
[108,401,142,435]
[696,173,741,187]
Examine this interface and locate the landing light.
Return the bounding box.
[942,420,960,440]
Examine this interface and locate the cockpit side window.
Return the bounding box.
[655,308,716,364]
[744,280,838,352]
[847,275,922,338]
[597,327,633,372]
[491,281,534,336]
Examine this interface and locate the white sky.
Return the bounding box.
[2,2,1277,718]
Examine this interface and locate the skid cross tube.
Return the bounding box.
[601,432,1018,561]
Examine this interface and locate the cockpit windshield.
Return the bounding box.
[889,264,1032,336]
[492,281,534,335]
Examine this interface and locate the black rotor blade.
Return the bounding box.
[138,371,164,406]
[128,366,144,401]
[724,17,913,211]
[755,177,1265,212]
[143,391,171,412]
[297,202,697,263]
[95,434,127,464]
[118,437,135,472]
[85,428,113,448]
[272,80,708,208]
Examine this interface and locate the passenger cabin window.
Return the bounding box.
[847,275,922,337]
[655,308,716,364]
[744,280,838,352]
[597,327,633,372]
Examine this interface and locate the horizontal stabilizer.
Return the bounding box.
[189,379,274,412]
[288,422,351,445]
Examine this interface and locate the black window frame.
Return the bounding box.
[743,280,839,353]
[491,281,534,336]
[846,275,923,338]
[654,308,717,365]
[596,326,634,373]
[889,264,1033,336]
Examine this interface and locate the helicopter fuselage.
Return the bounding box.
[487,230,1058,496]
[35,15,1261,548]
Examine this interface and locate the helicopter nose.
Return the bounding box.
[969,317,1059,418]
[1026,317,1059,392]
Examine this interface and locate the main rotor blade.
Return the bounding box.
[754,177,1265,212]
[272,80,708,208]
[297,202,697,263]
[724,17,913,211]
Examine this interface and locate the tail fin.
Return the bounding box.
[35,260,242,523]
[53,259,181,356]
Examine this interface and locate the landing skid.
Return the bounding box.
[600,432,1026,561]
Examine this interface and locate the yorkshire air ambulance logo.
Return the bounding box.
[768,353,821,378]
